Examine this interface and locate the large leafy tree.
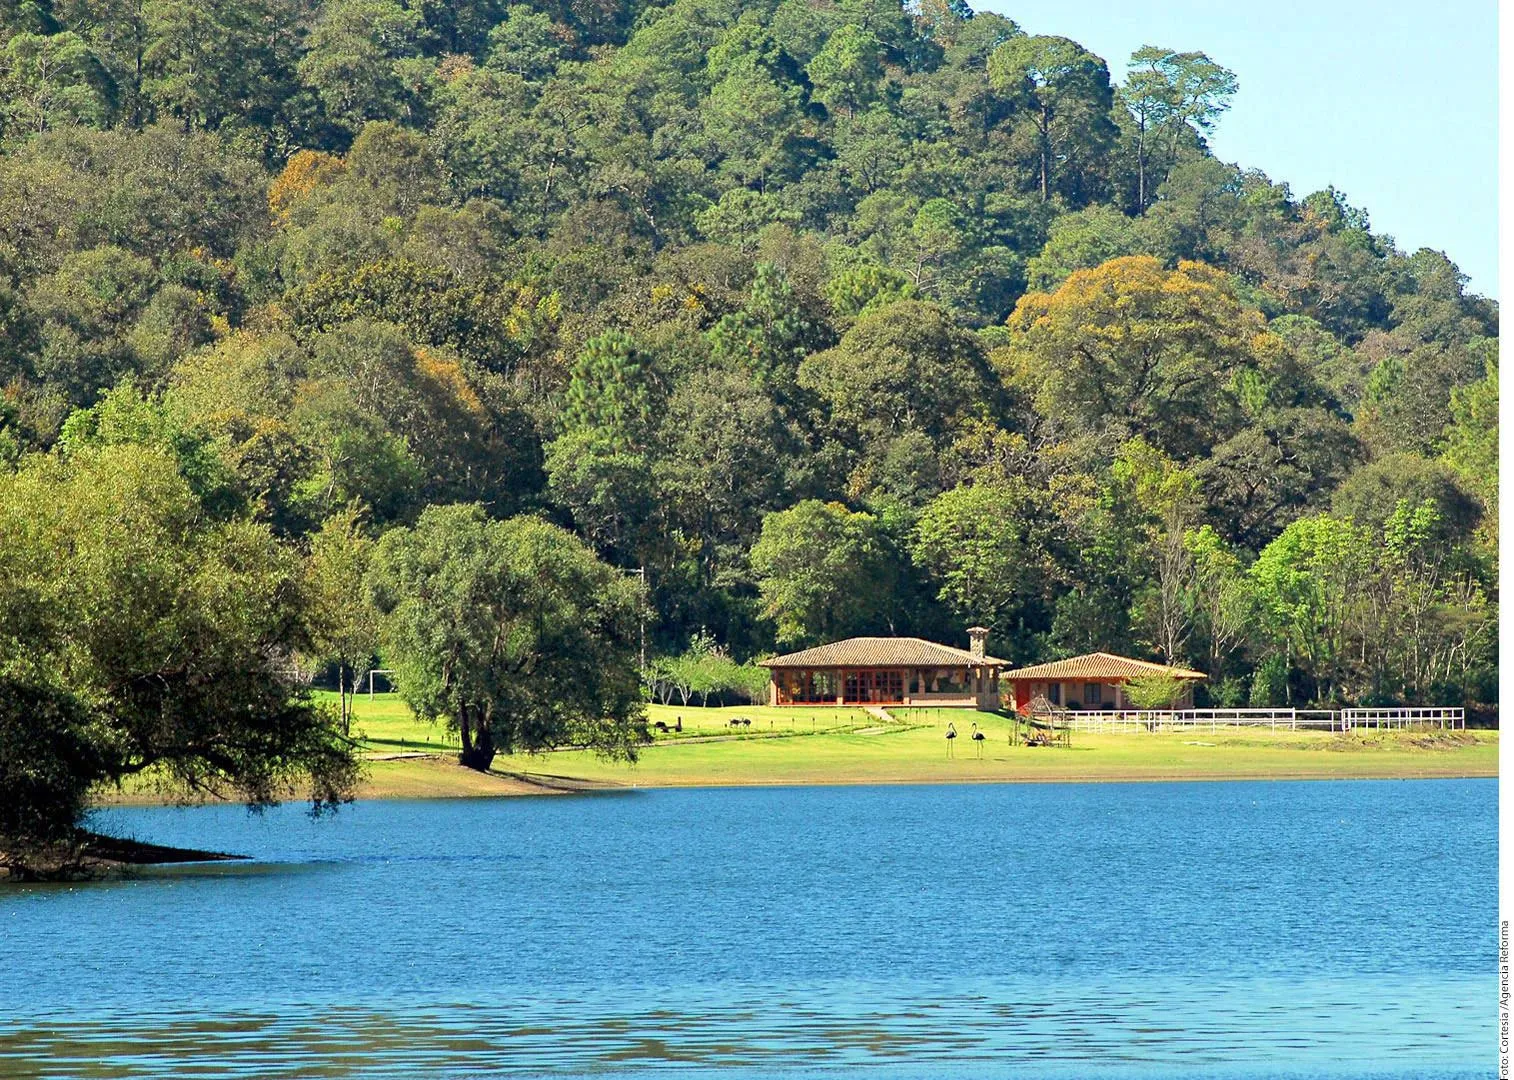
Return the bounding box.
[0,444,358,845]
[988,34,1116,204]
[653,366,807,584]
[806,23,882,118]
[798,299,998,497]
[1439,359,1497,549]
[141,0,304,133]
[1197,407,1361,550]
[1249,513,1375,704]
[368,504,645,770]
[911,479,1058,643]
[1001,256,1273,459]
[749,499,896,647]
[0,31,113,137]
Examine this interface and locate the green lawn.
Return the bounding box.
[324,692,1498,794]
[321,689,463,753]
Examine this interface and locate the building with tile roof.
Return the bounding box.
[760,628,1007,709]
[998,652,1206,712]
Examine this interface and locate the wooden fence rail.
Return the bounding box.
[1057,707,1464,734]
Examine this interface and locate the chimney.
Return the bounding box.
[967,626,989,661]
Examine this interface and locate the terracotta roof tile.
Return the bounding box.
[760,637,1009,668]
[1000,652,1206,681]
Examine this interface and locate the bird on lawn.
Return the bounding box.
[971,722,986,758]
[946,721,957,758]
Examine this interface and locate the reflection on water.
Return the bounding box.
[0,780,1494,1079]
[2,981,1487,1079]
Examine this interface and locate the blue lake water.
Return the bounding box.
[0,779,1495,1079]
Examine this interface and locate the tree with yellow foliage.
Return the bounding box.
[268,149,348,222]
[999,256,1279,459]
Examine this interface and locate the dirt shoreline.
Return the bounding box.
[2,832,247,882]
[90,753,625,806]
[87,750,1497,809]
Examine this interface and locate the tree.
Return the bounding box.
[1182,524,1251,678]
[1,31,112,137]
[1113,439,1199,664]
[545,331,658,558]
[297,0,427,134]
[1001,256,1271,459]
[1120,46,1237,211]
[798,299,997,467]
[1374,498,1492,704]
[1025,205,1142,291]
[1197,407,1361,551]
[911,480,1057,636]
[988,34,1116,203]
[305,506,379,735]
[653,366,805,584]
[806,24,882,118]
[1440,358,1497,548]
[1331,453,1480,540]
[368,504,645,771]
[749,500,895,647]
[824,260,916,321]
[1354,339,1492,457]
[1249,513,1374,703]
[485,5,564,81]
[141,0,303,132]
[0,444,358,842]
[707,262,824,396]
[1124,673,1186,709]
[24,244,157,406]
[655,631,766,706]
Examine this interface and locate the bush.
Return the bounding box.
[1249,655,1289,707]
[1125,674,1186,709]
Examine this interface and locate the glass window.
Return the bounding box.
[1085,682,1102,705]
[1048,682,1061,705]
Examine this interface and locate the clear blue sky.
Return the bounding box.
[979,0,1499,299]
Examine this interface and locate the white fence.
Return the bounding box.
[1058,707,1465,733]
[1339,707,1465,730]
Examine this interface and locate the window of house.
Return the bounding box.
[1085,683,1102,705]
[1048,682,1061,705]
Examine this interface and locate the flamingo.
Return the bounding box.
[971,722,986,758]
[946,721,957,758]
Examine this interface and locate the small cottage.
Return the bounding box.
[999,652,1206,712]
[760,628,1007,709]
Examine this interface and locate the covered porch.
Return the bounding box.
[770,664,1001,708]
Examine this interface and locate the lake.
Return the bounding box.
[0,779,1494,1079]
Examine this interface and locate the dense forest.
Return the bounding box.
[0,0,1500,832]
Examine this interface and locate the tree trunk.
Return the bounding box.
[1039,104,1051,202]
[459,716,496,771]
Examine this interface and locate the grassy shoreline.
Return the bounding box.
[91,695,1499,807]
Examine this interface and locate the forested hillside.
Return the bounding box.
[0,0,1498,721]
